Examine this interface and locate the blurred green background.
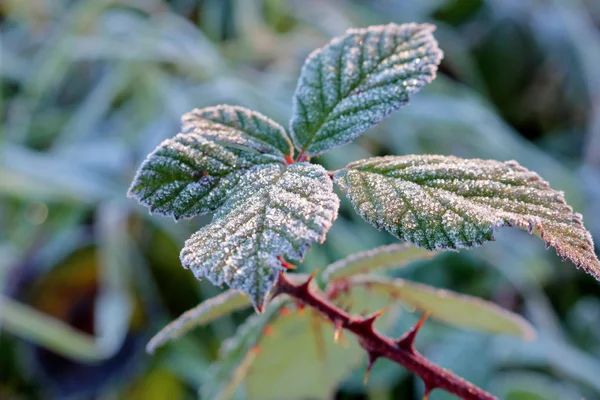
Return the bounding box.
[2,0,600,399]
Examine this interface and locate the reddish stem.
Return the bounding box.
[273,272,498,400]
[295,150,308,163]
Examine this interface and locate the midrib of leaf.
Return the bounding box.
[299,28,417,152]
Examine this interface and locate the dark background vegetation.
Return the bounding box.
[2,0,600,399]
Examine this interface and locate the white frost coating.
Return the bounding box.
[290,23,443,156]
[181,163,340,311]
[128,105,292,221]
[182,105,293,160]
[334,155,600,280]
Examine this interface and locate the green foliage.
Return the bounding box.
[4,1,600,398]
[334,155,600,277]
[341,275,535,339]
[123,21,599,399]
[290,23,443,156]
[146,289,252,354]
[322,243,437,282]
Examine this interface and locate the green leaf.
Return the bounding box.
[128,106,291,220]
[146,289,252,354]
[201,300,286,400]
[322,243,438,282]
[290,23,443,156]
[182,105,293,161]
[0,295,107,362]
[181,163,339,311]
[244,307,364,400]
[334,155,600,279]
[343,275,535,339]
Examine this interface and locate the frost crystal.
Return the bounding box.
[128,105,291,220]
[181,163,339,310]
[334,155,600,279]
[290,23,443,156]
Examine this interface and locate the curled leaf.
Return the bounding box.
[290,23,443,156]
[146,289,252,354]
[322,243,438,282]
[334,155,600,279]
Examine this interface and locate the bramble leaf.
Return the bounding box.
[343,275,535,339]
[201,300,285,400]
[146,289,252,354]
[181,105,293,161]
[334,155,600,279]
[322,243,438,282]
[128,106,291,220]
[290,23,443,156]
[181,163,339,311]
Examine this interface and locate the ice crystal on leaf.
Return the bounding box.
[290,23,443,156]
[334,155,600,279]
[181,163,339,311]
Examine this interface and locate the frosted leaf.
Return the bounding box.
[146,289,251,354]
[181,163,339,311]
[290,23,443,156]
[128,106,291,220]
[344,275,535,339]
[334,155,600,279]
[322,243,438,282]
[182,105,293,161]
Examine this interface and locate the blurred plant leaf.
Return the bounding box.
[201,300,285,400]
[180,163,339,311]
[344,275,535,338]
[147,289,252,354]
[322,243,438,282]
[334,155,600,279]
[289,23,443,156]
[0,295,109,362]
[244,308,364,400]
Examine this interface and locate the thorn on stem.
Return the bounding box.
[364,352,379,385]
[422,380,436,400]
[396,311,431,352]
[351,308,387,332]
[278,256,297,270]
[297,270,318,294]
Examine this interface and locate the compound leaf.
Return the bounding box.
[290,23,443,156]
[334,155,600,279]
[181,163,339,311]
[343,275,535,339]
[146,289,252,354]
[128,106,290,220]
[322,243,438,282]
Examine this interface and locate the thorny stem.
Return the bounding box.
[273,272,498,400]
